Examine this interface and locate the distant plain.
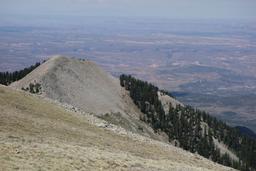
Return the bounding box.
[1,18,256,131]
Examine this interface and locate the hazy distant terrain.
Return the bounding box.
[1,18,256,131]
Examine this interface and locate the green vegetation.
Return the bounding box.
[120,74,256,171]
[0,62,41,86]
[21,82,42,94]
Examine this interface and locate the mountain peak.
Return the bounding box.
[10,56,166,140]
[11,56,124,114]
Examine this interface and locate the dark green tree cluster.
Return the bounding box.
[120,74,256,171]
[167,105,245,168]
[0,62,41,86]
[22,82,42,94]
[120,74,165,130]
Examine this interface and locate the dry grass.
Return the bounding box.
[0,86,235,171]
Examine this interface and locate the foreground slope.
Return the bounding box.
[10,56,164,140]
[0,85,235,171]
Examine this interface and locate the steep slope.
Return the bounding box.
[10,56,167,140]
[0,85,235,171]
[158,90,239,163]
[119,74,256,170]
[11,56,126,115]
[158,91,184,113]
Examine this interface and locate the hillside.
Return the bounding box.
[6,56,255,170]
[120,74,256,170]
[10,56,167,141]
[0,85,236,171]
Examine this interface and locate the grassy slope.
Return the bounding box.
[0,86,235,171]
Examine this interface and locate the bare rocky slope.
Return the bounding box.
[8,56,239,170]
[0,85,235,171]
[11,55,128,115]
[10,56,171,141]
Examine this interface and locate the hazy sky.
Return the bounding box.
[1,0,256,20]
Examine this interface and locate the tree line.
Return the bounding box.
[0,62,41,86]
[120,74,256,171]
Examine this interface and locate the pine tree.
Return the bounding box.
[119,74,256,170]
